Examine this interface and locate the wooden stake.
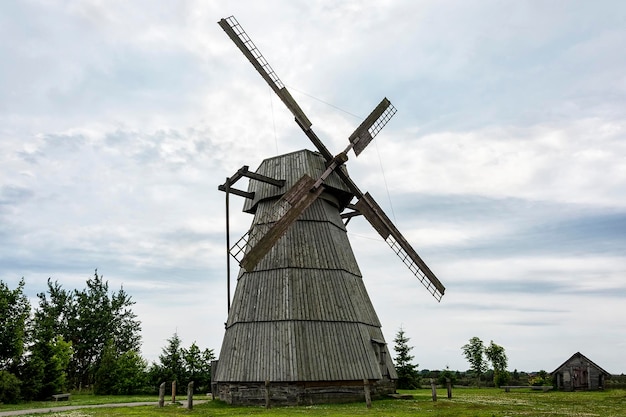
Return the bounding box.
[430,378,437,402]
[158,382,165,407]
[187,381,194,410]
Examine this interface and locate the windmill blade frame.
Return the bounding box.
[355,193,445,301]
[347,98,397,157]
[240,174,325,271]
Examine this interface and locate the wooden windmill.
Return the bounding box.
[213,16,445,405]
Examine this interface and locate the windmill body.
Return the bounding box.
[213,150,397,404]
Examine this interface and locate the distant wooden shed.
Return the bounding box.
[551,352,610,391]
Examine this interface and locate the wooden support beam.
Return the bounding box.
[218,165,284,200]
[218,184,254,199]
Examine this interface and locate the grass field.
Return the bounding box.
[2,388,625,417]
[0,393,158,412]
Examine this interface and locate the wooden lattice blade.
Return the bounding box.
[348,98,397,157]
[355,193,445,301]
[218,16,312,129]
[241,175,324,272]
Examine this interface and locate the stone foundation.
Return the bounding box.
[216,379,396,405]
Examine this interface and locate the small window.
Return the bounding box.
[371,338,386,365]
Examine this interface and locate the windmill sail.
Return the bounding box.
[240,174,324,271]
[218,16,312,129]
[235,98,398,271]
[355,193,445,301]
[348,98,397,156]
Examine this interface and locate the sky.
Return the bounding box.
[1,0,625,374]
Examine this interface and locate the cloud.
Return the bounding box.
[348,117,626,209]
[0,0,625,374]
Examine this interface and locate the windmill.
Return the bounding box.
[213,16,445,405]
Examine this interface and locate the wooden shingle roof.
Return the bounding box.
[242,149,353,214]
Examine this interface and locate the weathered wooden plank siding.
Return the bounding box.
[227,268,381,324]
[214,321,385,382]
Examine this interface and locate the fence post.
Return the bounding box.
[158,382,165,407]
[187,381,194,410]
[430,378,437,402]
[171,380,176,403]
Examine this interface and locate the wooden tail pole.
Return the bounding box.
[364,379,372,409]
[265,380,271,409]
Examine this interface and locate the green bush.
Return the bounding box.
[0,370,21,404]
[95,345,148,395]
[437,368,458,386]
[529,370,551,386]
[494,370,511,387]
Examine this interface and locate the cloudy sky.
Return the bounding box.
[1,0,625,374]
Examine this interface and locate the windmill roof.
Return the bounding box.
[242,149,353,214]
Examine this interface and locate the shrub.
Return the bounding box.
[438,368,458,386]
[494,370,511,387]
[0,370,21,404]
[529,370,551,386]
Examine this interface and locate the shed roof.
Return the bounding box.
[551,352,611,376]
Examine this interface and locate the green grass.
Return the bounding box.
[3,388,626,417]
[0,393,159,411]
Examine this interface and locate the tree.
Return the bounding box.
[149,335,216,394]
[112,350,148,394]
[95,341,147,395]
[94,342,116,394]
[21,279,74,400]
[462,337,486,386]
[109,285,142,355]
[393,327,420,389]
[437,366,457,386]
[183,342,215,393]
[32,271,142,390]
[484,340,509,387]
[511,369,520,384]
[0,278,30,371]
[0,370,21,404]
[33,279,72,339]
[156,332,186,392]
[66,270,141,388]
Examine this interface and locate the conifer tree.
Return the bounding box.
[393,327,420,389]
